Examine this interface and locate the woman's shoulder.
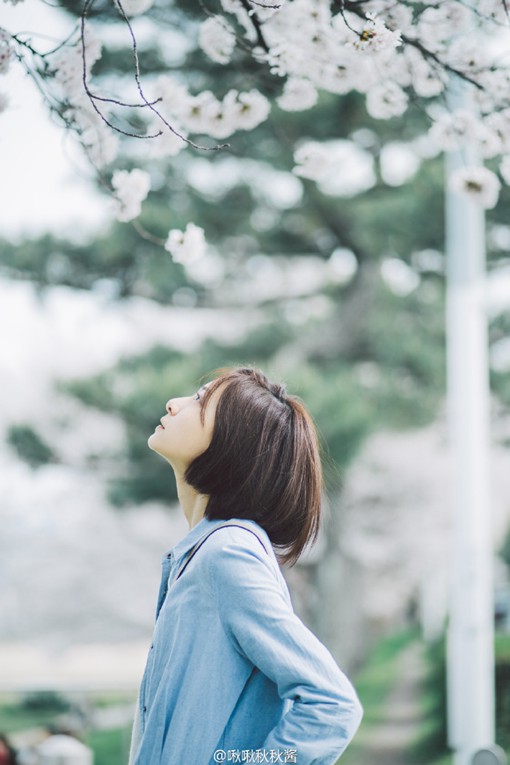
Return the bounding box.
[193,519,278,578]
[200,519,292,609]
[196,520,293,604]
[200,518,272,558]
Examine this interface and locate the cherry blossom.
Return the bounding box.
[449,166,501,210]
[293,139,376,196]
[366,81,408,120]
[111,169,151,222]
[277,78,318,112]
[164,223,207,264]
[199,16,236,65]
[2,0,510,227]
[349,12,402,53]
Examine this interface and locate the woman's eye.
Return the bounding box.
[194,392,201,401]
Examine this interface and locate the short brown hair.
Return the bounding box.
[184,366,323,567]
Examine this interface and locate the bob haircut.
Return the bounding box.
[184,366,323,568]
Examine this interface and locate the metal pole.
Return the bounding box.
[445,74,495,765]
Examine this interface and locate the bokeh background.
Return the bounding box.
[2,1,510,763]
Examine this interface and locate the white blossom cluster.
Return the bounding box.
[449,166,501,209]
[51,28,102,101]
[199,16,236,65]
[277,78,318,112]
[428,107,510,208]
[111,168,151,221]
[4,0,510,226]
[156,75,270,140]
[293,139,376,196]
[164,222,207,264]
[349,12,402,53]
[211,0,510,134]
[49,28,120,169]
[247,0,412,119]
[214,0,510,209]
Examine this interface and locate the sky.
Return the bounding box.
[1,0,111,241]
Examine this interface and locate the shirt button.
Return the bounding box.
[163,588,168,597]
[150,644,154,651]
[143,705,147,713]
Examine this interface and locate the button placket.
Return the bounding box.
[155,552,174,622]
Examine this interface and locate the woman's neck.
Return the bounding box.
[174,472,209,529]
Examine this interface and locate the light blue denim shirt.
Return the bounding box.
[128,515,363,765]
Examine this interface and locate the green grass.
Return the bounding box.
[0,695,64,733]
[85,726,133,765]
[0,690,136,735]
[333,626,420,765]
[90,690,138,708]
[410,632,510,765]
[348,626,420,728]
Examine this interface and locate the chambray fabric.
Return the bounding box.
[128,515,363,765]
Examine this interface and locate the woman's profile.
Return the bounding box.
[128,365,363,764]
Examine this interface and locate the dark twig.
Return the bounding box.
[80,0,163,138]
[9,26,81,58]
[400,33,484,91]
[238,0,270,52]
[112,0,230,151]
[336,0,363,35]
[131,218,167,245]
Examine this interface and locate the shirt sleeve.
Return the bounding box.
[206,538,363,765]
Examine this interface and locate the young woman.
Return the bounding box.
[128,365,363,765]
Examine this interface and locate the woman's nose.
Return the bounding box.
[166,399,178,415]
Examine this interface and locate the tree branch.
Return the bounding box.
[238,0,271,53]
[79,0,231,150]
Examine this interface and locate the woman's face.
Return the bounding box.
[147,381,221,473]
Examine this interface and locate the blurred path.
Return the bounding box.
[348,640,428,765]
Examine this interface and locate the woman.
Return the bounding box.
[128,366,363,765]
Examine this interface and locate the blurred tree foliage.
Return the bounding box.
[58,278,444,506]
[2,0,509,502]
[6,425,58,469]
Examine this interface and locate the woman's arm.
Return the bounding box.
[207,539,363,765]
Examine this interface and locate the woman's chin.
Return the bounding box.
[147,432,160,450]
[147,434,170,461]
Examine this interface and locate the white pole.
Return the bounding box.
[445,74,495,765]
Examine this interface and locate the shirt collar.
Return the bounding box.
[167,515,232,564]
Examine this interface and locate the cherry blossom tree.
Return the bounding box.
[2,0,510,256]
